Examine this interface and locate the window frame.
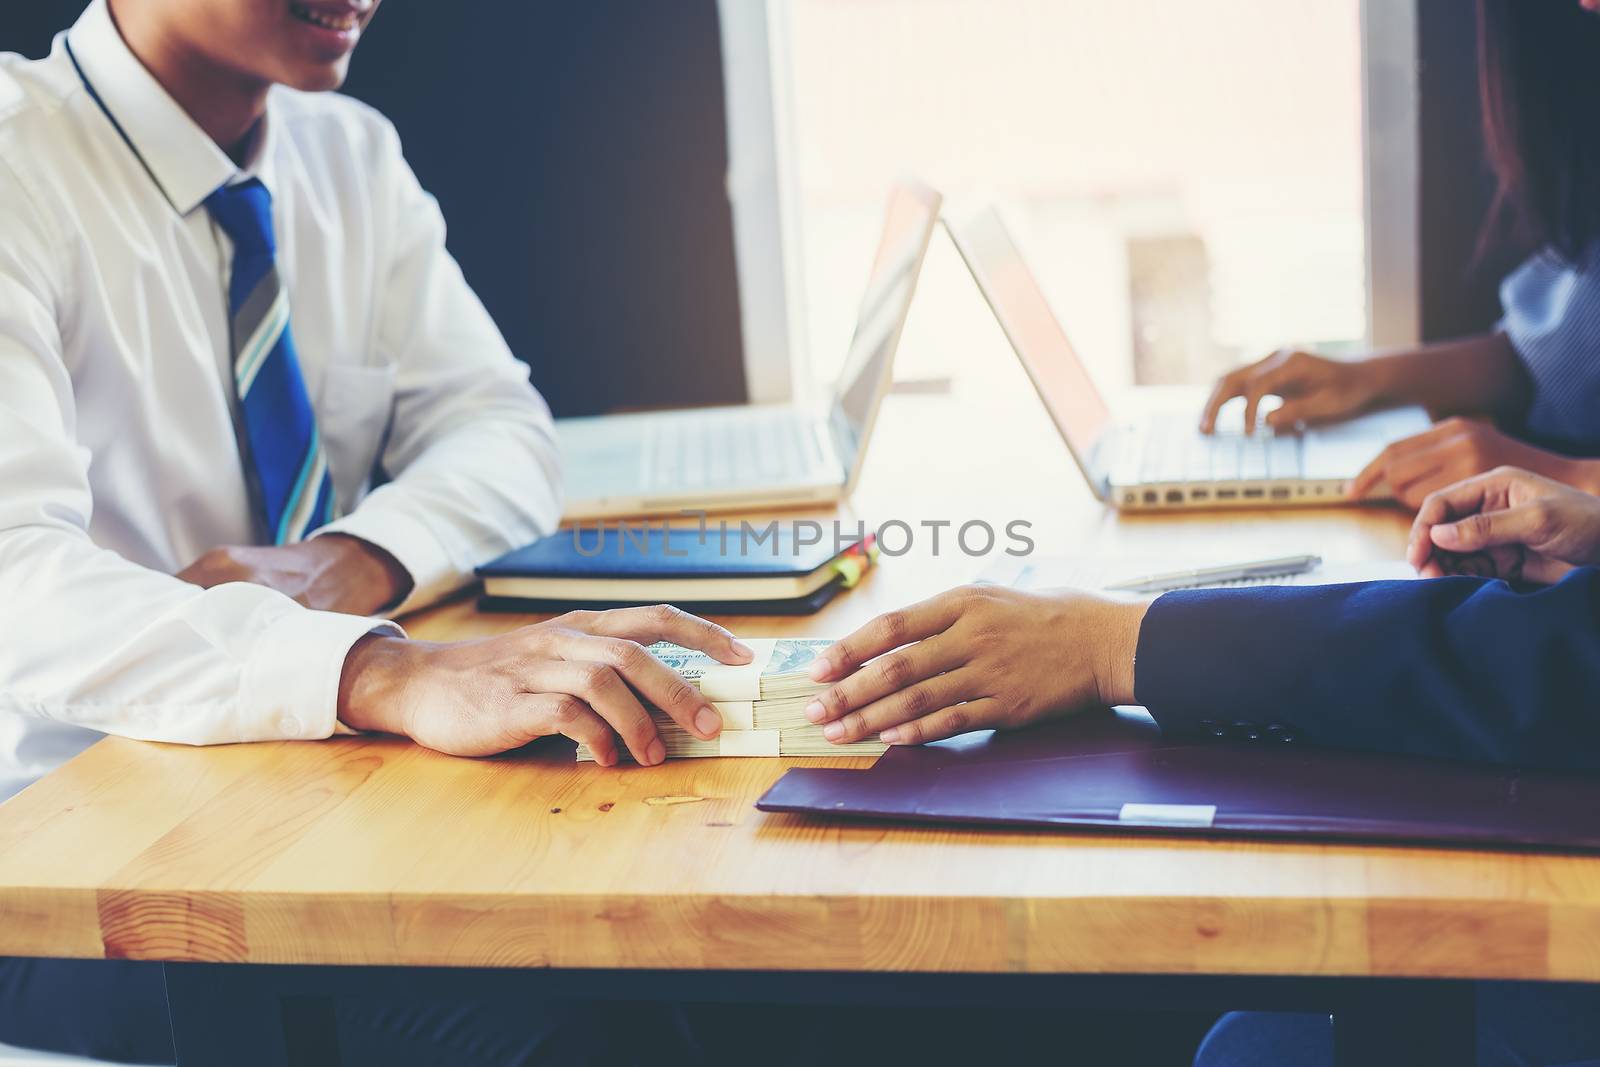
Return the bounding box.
[717,0,808,403]
[1362,0,1423,349]
[729,0,1424,395]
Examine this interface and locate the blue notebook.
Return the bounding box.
[476,527,873,615]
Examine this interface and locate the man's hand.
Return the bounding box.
[800,585,1148,746]
[177,534,412,616]
[1407,466,1600,584]
[1347,417,1584,509]
[336,604,756,766]
[1199,349,1385,435]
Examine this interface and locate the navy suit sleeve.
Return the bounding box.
[1133,568,1600,771]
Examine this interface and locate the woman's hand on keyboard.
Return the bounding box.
[1200,349,1384,436]
[802,585,1148,747]
[1347,417,1587,508]
[1408,466,1600,584]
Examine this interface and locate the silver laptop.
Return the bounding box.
[946,206,1433,510]
[558,180,942,520]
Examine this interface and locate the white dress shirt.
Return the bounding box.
[0,1,563,800]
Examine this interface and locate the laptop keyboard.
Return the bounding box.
[645,412,824,490]
[1111,422,1305,484]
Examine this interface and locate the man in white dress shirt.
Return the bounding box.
[0,0,751,1060]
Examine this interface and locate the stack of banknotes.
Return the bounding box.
[575,638,888,761]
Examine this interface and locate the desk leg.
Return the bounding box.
[163,963,340,1067]
[1333,980,1476,1067]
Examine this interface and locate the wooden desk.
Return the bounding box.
[0,388,1590,1065]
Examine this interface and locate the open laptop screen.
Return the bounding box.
[948,207,1112,466]
[828,181,941,472]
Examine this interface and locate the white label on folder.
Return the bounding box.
[1118,803,1217,827]
[697,640,778,702]
[712,701,755,731]
[718,730,780,757]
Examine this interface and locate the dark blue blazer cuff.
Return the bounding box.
[1133,571,1600,771]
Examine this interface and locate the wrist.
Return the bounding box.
[1558,458,1600,496]
[1363,350,1424,409]
[1092,597,1149,707]
[337,633,424,736]
[318,534,413,614]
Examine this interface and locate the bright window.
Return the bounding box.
[773,0,1367,398]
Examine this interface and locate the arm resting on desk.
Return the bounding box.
[0,162,388,745]
[1136,570,1600,771]
[310,113,562,615]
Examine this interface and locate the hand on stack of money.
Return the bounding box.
[576,639,888,762]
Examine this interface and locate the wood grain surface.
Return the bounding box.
[4,379,1595,981]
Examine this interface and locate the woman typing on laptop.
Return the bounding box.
[1200,0,1600,511]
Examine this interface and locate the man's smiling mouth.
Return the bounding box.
[288,4,360,32]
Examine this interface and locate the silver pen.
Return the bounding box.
[1103,554,1323,594]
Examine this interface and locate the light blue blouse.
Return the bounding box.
[1500,242,1600,452]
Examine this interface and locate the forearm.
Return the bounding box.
[1365,332,1531,422]
[183,533,413,617]
[1132,572,1600,771]
[1558,459,1600,495]
[313,534,411,613]
[0,524,389,744]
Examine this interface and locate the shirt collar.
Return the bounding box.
[67,0,278,216]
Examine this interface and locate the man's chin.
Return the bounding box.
[280,59,353,93]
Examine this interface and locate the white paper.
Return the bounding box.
[1118,803,1217,827]
[712,700,756,731]
[718,730,781,757]
[696,639,778,702]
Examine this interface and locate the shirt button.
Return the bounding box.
[277,713,303,736]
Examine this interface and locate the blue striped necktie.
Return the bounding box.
[206,178,334,544]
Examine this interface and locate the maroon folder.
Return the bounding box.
[757,711,1600,851]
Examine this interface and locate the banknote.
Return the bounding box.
[573,639,871,761]
[645,639,830,702]
[577,726,886,762]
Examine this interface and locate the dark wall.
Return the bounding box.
[2,0,81,55]
[7,1,749,418]
[339,1,747,416]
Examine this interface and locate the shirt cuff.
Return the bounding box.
[316,499,465,616]
[241,608,403,741]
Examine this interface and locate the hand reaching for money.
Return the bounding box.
[573,638,886,761]
[803,586,1148,746]
[337,605,754,765]
[1407,466,1600,584]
